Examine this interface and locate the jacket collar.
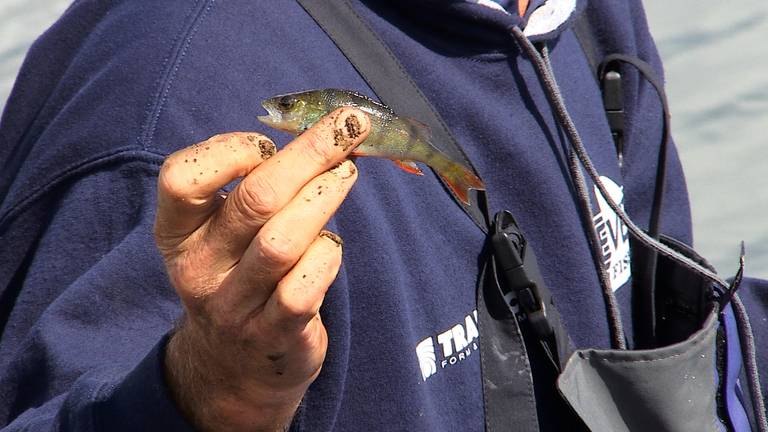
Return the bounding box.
[361,0,582,53]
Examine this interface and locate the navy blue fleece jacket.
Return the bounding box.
[2,0,765,430]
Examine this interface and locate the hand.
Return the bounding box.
[154,108,370,431]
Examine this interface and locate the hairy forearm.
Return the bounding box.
[164,323,302,432]
[154,110,367,432]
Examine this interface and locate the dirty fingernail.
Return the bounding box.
[320,230,343,247]
[329,160,357,180]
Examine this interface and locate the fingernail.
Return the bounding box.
[333,109,369,151]
[247,135,276,159]
[320,230,343,247]
[329,160,357,180]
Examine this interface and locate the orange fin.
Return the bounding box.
[393,160,424,176]
[437,165,485,206]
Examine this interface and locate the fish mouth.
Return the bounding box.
[257,101,281,127]
[257,100,302,134]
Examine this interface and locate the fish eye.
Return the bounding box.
[277,95,297,111]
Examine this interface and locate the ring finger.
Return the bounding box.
[210,160,357,319]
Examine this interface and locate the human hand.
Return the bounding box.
[154,108,370,431]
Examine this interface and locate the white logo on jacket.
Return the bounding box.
[416,310,480,381]
[593,176,631,291]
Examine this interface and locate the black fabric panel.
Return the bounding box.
[558,309,722,432]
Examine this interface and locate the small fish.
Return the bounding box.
[257,88,485,205]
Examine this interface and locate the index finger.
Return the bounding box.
[202,108,370,261]
[154,132,277,254]
[229,107,370,225]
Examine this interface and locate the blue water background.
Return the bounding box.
[1,1,766,278]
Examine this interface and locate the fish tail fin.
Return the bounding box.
[436,162,485,206]
[402,117,485,204]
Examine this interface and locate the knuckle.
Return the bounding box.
[255,232,299,268]
[203,132,243,147]
[157,153,213,209]
[301,128,335,166]
[236,174,280,220]
[273,289,315,325]
[166,255,218,295]
[153,224,178,256]
[157,159,187,201]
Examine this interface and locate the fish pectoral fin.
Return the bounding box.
[393,160,424,176]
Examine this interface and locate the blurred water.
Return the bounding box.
[1,1,766,277]
[645,1,768,278]
[0,0,71,107]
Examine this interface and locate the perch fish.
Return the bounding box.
[257,89,485,204]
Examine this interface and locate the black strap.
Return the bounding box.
[295,0,490,233]
[574,12,672,240]
[572,5,600,78]
[563,20,767,428]
[482,211,583,432]
[598,54,670,239]
[567,4,673,242]
[295,1,547,431]
[596,55,671,348]
[478,258,540,432]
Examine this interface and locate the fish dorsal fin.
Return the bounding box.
[336,89,394,114]
[402,117,433,143]
[346,90,383,106]
[393,160,424,176]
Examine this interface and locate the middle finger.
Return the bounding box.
[202,107,369,272]
[211,160,358,318]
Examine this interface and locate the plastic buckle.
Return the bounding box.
[491,227,554,340]
[602,69,625,168]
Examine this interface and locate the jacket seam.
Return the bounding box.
[0,148,166,230]
[137,0,217,151]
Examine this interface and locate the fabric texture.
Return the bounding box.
[1,0,759,430]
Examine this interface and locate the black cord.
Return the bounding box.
[537,40,626,349]
[599,54,670,239]
[509,26,767,431]
[566,146,627,349]
[509,26,728,289]
[733,294,768,431]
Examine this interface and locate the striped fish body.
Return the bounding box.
[258,89,484,204]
